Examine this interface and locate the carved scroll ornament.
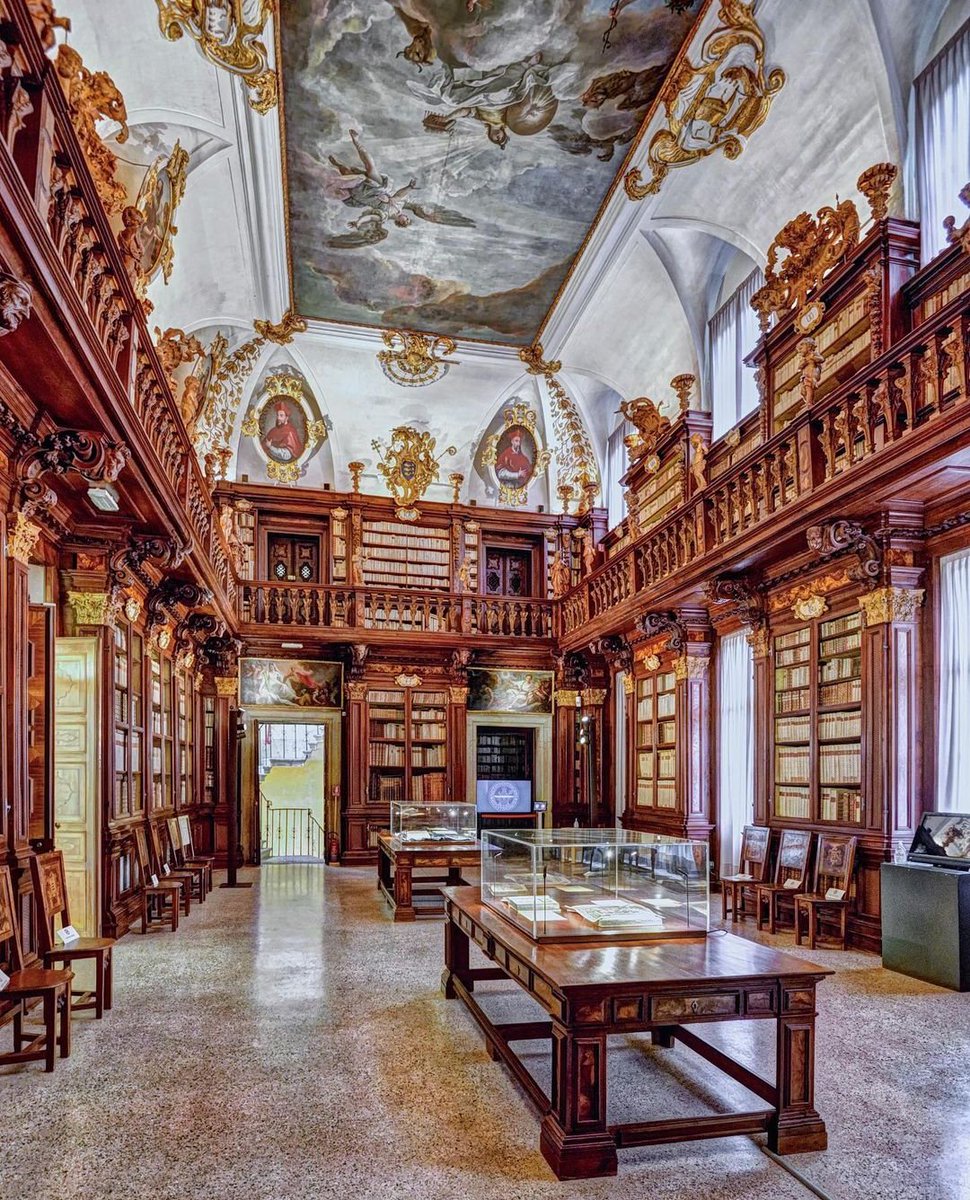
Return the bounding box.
[805,519,881,589]
[617,396,670,465]
[371,425,456,522]
[636,610,686,652]
[0,269,32,336]
[55,44,129,214]
[624,0,785,200]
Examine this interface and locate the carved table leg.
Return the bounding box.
[540,1024,618,1180]
[377,843,392,893]
[441,908,470,999]
[769,982,827,1154]
[394,860,415,922]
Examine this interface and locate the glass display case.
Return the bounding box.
[389,802,477,844]
[481,828,709,942]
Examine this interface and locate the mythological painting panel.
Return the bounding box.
[279,1,701,343]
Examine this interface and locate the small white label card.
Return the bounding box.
[825,887,846,901]
[57,924,80,944]
[783,878,801,889]
[0,967,10,991]
[150,874,159,887]
[162,864,171,876]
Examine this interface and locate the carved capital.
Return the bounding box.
[6,510,40,564]
[68,590,118,627]
[146,578,213,630]
[858,586,924,626]
[674,654,710,682]
[556,688,580,708]
[622,673,635,695]
[214,676,238,699]
[345,681,368,702]
[746,626,771,658]
[448,685,468,705]
[580,687,607,707]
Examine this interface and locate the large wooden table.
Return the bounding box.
[377,833,479,921]
[442,886,832,1180]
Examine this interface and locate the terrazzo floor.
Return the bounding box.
[1,863,968,1200]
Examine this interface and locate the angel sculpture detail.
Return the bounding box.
[324,129,474,248]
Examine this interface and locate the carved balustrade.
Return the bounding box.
[238,580,554,642]
[0,1,229,608]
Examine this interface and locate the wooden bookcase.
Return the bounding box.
[176,670,194,810]
[149,653,175,812]
[203,694,216,811]
[633,668,677,811]
[771,608,863,826]
[476,728,533,782]
[112,620,145,822]
[361,519,450,590]
[367,686,448,803]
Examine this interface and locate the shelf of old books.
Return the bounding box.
[634,668,677,809]
[360,519,451,590]
[771,609,863,825]
[410,689,448,804]
[367,686,450,804]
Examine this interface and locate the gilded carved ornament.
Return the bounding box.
[345,681,368,702]
[624,0,785,201]
[768,570,851,613]
[622,674,635,695]
[395,672,422,688]
[253,309,307,345]
[675,654,709,682]
[378,329,458,387]
[241,369,330,486]
[857,163,898,224]
[751,193,860,334]
[371,425,456,522]
[858,587,924,627]
[448,685,469,705]
[26,1,72,50]
[156,0,278,114]
[136,142,190,286]
[215,675,239,698]
[481,400,551,508]
[671,374,695,413]
[617,395,670,466]
[55,44,129,215]
[6,511,40,564]
[68,590,118,626]
[792,594,828,621]
[556,688,581,707]
[746,626,770,658]
[520,344,600,509]
[124,596,142,622]
[581,687,608,706]
[642,653,661,671]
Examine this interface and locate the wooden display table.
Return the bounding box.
[442,886,832,1180]
[377,834,479,922]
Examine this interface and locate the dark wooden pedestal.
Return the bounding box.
[377,834,479,922]
[441,886,832,1180]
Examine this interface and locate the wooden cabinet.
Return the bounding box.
[267,532,320,583]
[367,687,448,804]
[633,669,677,810]
[770,609,863,827]
[483,546,531,597]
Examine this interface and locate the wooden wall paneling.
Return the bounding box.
[341,679,370,863]
[553,689,580,825]
[5,550,34,954]
[447,685,467,803]
[26,603,54,847]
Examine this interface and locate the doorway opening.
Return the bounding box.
[257,723,326,862]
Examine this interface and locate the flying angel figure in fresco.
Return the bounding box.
[408,52,567,149]
[324,128,475,248]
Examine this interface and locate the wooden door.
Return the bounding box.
[268,533,320,583]
[483,547,531,597]
[27,605,54,846]
[53,638,100,935]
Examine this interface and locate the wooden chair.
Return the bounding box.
[30,850,115,1020]
[795,834,858,950]
[177,815,215,888]
[721,825,771,921]
[168,816,212,899]
[755,829,814,934]
[148,821,201,908]
[0,865,73,1072]
[134,826,183,933]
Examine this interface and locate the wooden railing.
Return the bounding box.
[238,580,555,641]
[0,0,230,611]
[561,287,970,639]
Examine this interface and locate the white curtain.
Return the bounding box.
[614,669,627,828]
[916,22,970,264]
[717,630,755,878]
[605,422,630,530]
[708,268,764,439]
[937,548,970,811]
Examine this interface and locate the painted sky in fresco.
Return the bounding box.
[280,0,699,343]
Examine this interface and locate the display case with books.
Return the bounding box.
[480,829,709,943]
[389,802,476,844]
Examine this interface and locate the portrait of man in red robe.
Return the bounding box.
[261,400,305,462]
[494,425,534,487]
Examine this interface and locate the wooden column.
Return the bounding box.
[750,626,771,826]
[580,687,608,826]
[214,675,241,878]
[447,685,468,803]
[674,643,713,849]
[553,688,580,825]
[856,583,925,947]
[341,679,369,864]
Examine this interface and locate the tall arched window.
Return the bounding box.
[707,268,764,440]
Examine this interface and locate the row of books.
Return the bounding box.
[775,687,810,714]
[819,679,862,706]
[822,612,862,637]
[412,746,446,767]
[774,628,810,652]
[412,704,447,717]
[368,691,407,706]
[775,786,811,818]
[371,775,405,803]
[658,749,675,779]
[819,745,861,784]
[821,788,863,823]
[370,723,406,740]
[412,723,446,740]
[776,645,811,667]
[370,744,405,767]
[775,715,810,742]
[776,665,810,689]
[819,633,861,656]
[411,773,447,803]
[775,747,810,784]
[819,656,861,683]
[818,710,862,740]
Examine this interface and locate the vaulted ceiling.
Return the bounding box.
[57,0,961,510]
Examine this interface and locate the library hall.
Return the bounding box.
[1,1,970,1198]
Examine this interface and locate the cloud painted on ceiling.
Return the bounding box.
[280,0,699,344]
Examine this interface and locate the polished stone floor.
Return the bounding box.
[1,864,968,1200]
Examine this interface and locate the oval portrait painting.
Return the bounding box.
[259,395,307,463]
[494,424,537,490]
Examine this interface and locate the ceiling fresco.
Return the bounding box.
[279,0,701,344]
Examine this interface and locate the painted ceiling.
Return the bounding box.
[279,0,701,344]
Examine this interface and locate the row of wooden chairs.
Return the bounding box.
[722,825,858,949]
[1,818,213,1072]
